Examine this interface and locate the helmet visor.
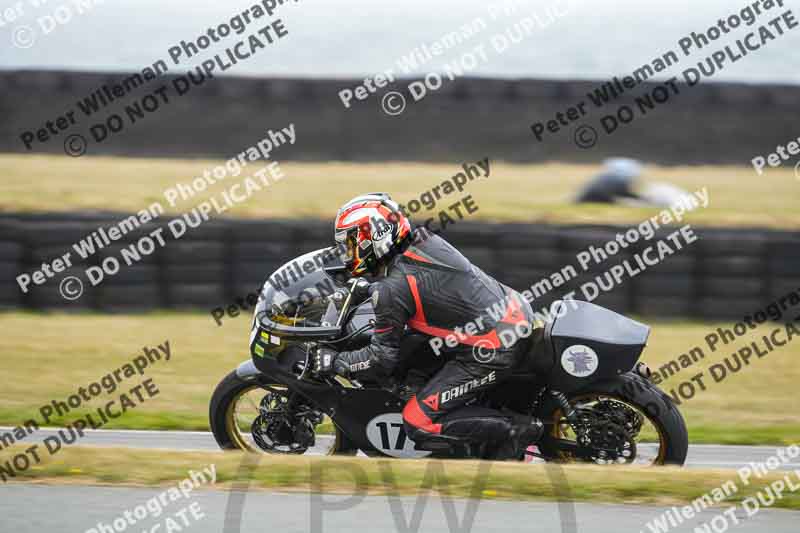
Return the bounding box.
[335,229,357,265]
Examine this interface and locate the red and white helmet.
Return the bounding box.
[334,193,411,276]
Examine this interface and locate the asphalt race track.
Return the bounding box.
[2,428,798,532]
[1,484,798,533]
[3,427,799,470]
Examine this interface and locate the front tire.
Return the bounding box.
[209,369,358,455]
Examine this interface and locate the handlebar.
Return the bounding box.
[290,278,369,383]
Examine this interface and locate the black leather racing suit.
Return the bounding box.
[335,230,535,447]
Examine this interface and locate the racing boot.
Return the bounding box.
[489,415,544,460]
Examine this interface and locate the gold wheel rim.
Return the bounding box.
[224,383,338,455]
[225,383,264,452]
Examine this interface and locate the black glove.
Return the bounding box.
[351,278,372,305]
[313,346,341,377]
[314,347,373,379]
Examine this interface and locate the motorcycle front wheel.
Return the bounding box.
[209,369,358,455]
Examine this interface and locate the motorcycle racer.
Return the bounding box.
[313,192,544,459]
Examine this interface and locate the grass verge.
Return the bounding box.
[3,446,800,510]
[0,311,798,444]
[1,154,798,228]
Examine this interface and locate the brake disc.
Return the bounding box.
[250,391,317,454]
[571,402,638,464]
[594,399,644,438]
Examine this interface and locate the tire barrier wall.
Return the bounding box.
[2,70,798,164]
[1,212,797,320]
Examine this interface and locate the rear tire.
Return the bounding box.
[537,372,688,465]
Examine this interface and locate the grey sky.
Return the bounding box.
[3,0,798,83]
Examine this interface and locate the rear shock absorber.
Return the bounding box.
[551,390,578,425]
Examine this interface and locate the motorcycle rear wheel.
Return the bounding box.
[536,372,688,466]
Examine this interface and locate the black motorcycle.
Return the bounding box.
[210,248,688,465]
